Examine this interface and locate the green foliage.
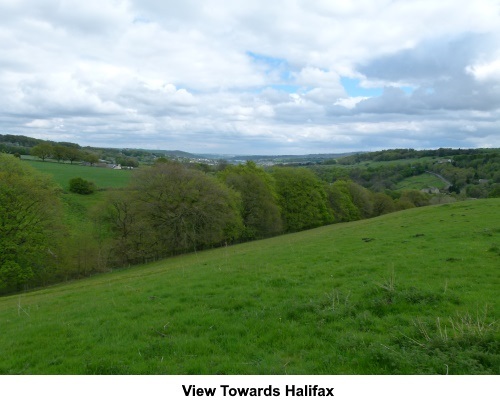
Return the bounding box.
[466,184,489,198]
[489,184,500,198]
[69,177,96,194]
[30,142,54,161]
[398,190,431,208]
[271,167,334,232]
[82,151,99,165]
[65,147,82,164]
[154,157,170,164]
[347,181,374,217]
[0,261,33,291]
[326,180,382,222]
[0,154,64,293]
[116,156,139,167]
[219,161,283,239]
[372,192,396,216]
[49,145,82,164]
[326,180,361,222]
[102,162,243,263]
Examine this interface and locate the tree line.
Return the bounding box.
[3,145,499,294]
[2,153,438,294]
[0,135,140,167]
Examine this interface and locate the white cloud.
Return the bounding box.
[334,97,369,109]
[467,57,500,82]
[0,0,499,154]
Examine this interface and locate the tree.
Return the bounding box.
[99,191,151,265]
[65,147,82,164]
[52,145,68,162]
[398,190,431,208]
[82,152,99,165]
[116,156,139,168]
[489,184,500,198]
[347,181,374,218]
[326,180,361,222]
[30,142,54,161]
[372,192,396,216]
[69,177,96,194]
[0,154,64,293]
[219,161,283,239]
[271,167,334,232]
[103,162,243,263]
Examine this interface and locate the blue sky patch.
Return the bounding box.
[247,52,288,68]
[341,77,383,97]
[270,84,300,93]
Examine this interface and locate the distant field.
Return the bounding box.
[22,158,135,236]
[24,159,133,191]
[395,173,447,190]
[0,199,498,374]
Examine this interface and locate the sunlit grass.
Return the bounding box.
[0,199,499,374]
[395,173,447,190]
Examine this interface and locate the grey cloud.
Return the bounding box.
[351,76,500,115]
[352,33,500,114]
[1,1,499,154]
[359,34,491,83]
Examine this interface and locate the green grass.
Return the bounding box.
[395,173,447,190]
[1,199,499,374]
[23,159,133,191]
[23,159,134,232]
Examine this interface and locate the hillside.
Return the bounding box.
[0,199,499,374]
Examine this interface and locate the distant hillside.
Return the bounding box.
[0,134,199,161]
[198,152,358,163]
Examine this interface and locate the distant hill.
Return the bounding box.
[197,152,358,163]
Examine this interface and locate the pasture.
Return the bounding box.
[23,159,133,191]
[0,199,498,374]
[394,173,447,190]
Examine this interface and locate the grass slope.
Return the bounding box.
[395,173,446,190]
[1,199,499,375]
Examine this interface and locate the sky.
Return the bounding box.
[1,0,500,155]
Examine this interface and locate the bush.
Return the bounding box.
[69,177,96,194]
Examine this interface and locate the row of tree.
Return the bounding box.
[30,142,89,163]
[0,154,452,294]
[99,161,433,267]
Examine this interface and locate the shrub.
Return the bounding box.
[69,177,96,194]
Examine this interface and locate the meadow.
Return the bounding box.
[0,198,498,374]
[394,173,446,190]
[23,158,133,191]
[22,158,134,230]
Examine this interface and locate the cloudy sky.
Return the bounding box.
[1,0,500,154]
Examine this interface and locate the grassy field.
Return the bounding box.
[22,159,135,232]
[394,173,446,190]
[0,198,499,374]
[23,159,133,191]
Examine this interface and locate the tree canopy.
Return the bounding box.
[271,167,334,232]
[0,154,64,293]
[30,142,54,161]
[219,161,283,239]
[102,162,243,263]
